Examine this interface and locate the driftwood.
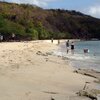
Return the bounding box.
[77,90,97,100]
[74,69,100,83]
[74,69,100,100]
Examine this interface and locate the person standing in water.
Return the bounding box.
[66,40,70,54]
[71,41,75,54]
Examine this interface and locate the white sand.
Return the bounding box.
[0,41,95,100]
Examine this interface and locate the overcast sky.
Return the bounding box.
[1,0,100,18]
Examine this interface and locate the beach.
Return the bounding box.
[0,40,97,100]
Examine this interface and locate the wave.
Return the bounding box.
[53,50,100,71]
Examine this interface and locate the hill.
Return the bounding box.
[0,1,100,41]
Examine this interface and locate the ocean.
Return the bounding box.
[54,40,100,71]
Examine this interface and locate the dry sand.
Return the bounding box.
[0,41,95,100]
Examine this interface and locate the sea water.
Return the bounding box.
[54,41,100,71]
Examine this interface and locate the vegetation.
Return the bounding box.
[0,1,100,41]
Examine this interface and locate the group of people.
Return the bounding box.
[66,40,75,54]
[66,40,89,54]
[51,38,90,55]
[0,33,16,42]
[0,34,3,42]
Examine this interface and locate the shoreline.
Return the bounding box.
[0,41,99,100]
[44,40,100,99]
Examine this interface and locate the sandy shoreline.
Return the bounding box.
[0,41,97,100]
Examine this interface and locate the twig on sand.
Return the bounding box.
[83,82,90,90]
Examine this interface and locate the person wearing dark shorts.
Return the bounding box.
[71,42,74,54]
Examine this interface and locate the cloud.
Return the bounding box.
[1,0,58,7]
[83,4,100,18]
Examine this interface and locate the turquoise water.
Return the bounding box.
[71,41,100,71]
[55,41,100,71]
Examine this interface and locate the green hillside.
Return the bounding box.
[0,1,100,41]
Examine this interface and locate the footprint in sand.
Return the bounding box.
[25,91,31,96]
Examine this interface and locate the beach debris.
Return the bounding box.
[62,56,69,60]
[94,80,100,84]
[76,81,98,100]
[51,97,55,100]
[46,52,53,55]
[91,89,100,95]
[25,91,31,96]
[36,51,48,56]
[69,96,91,100]
[57,55,61,57]
[43,91,58,94]
[83,82,90,90]
[36,51,42,55]
[74,69,100,81]
[11,63,20,70]
[45,58,49,62]
[77,90,97,100]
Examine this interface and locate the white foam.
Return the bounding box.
[54,51,91,61]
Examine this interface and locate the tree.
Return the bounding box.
[26,28,38,40]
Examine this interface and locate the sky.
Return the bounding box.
[1,0,100,18]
